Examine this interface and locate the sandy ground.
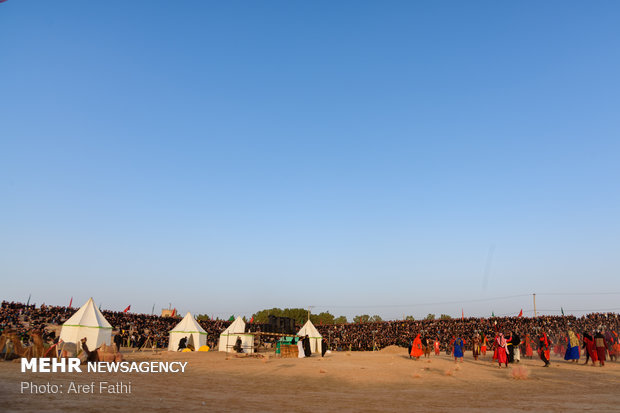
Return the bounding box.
[1,348,619,412]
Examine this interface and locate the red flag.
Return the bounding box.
[518,309,523,317]
[171,308,176,317]
[69,297,73,308]
[123,305,131,313]
[461,308,464,321]
[249,316,254,323]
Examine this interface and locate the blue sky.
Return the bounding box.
[1,1,619,320]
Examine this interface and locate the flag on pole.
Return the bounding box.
[69,297,73,308]
[249,316,254,323]
[171,308,176,317]
[518,309,523,317]
[151,304,155,315]
[492,311,495,317]
[123,305,131,313]
[461,308,464,321]
[561,307,564,316]
[26,294,31,306]
[228,315,235,321]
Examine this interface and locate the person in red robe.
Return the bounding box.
[494,333,508,368]
[434,339,440,356]
[594,331,608,366]
[524,334,534,358]
[410,334,424,360]
[538,332,551,367]
[481,335,487,356]
[582,332,598,366]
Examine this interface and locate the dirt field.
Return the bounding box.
[1,349,618,412]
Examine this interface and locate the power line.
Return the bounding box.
[537,292,620,296]
[313,291,620,310]
[315,294,531,309]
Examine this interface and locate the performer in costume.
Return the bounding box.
[582,332,598,365]
[434,338,440,356]
[524,334,534,359]
[512,331,521,363]
[538,332,551,367]
[604,330,617,362]
[494,333,508,368]
[410,334,424,360]
[506,332,515,363]
[423,335,431,358]
[472,333,481,361]
[302,335,312,357]
[453,336,464,363]
[481,334,487,356]
[564,329,580,362]
[594,330,608,366]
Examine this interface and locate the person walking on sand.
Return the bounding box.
[410,334,423,360]
[539,331,552,367]
[524,333,534,359]
[512,331,521,363]
[453,335,464,363]
[564,329,580,363]
[494,333,508,368]
[472,333,481,361]
[582,332,598,366]
[594,330,608,367]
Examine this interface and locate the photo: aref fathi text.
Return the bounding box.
[20,381,132,394]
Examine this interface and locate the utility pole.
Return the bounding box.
[533,293,537,317]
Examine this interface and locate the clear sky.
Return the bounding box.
[1,1,619,320]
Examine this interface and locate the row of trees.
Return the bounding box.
[195,310,455,325]
[247,310,455,325]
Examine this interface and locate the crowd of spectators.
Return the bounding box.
[316,313,619,352]
[2,301,618,353]
[0,301,230,349]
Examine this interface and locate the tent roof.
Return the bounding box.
[221,316,245,334]
[62,297,112,329]
[297,320,322,339]
[170,312,207,334]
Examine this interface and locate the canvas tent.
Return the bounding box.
[218,316,254,353]
[297,320,322,355]
[168,312,207,351]
[59,298,113,352]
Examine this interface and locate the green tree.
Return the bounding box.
[440,314,452,320]
[425,313,436,320]
[405,315,415,321]
[369,315,383,322]
[310,311,336,325]
[334,316,348,324]
[353,314,370,323]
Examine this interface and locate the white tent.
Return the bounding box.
[297,320,322,355]
[168,312,207,351]
[218,316,254,353]
[59,298,113,352]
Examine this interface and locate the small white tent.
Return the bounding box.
[218,316,254,353]
[168,312,207,351]
[59,298,113,352]
[297,320,322,355]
